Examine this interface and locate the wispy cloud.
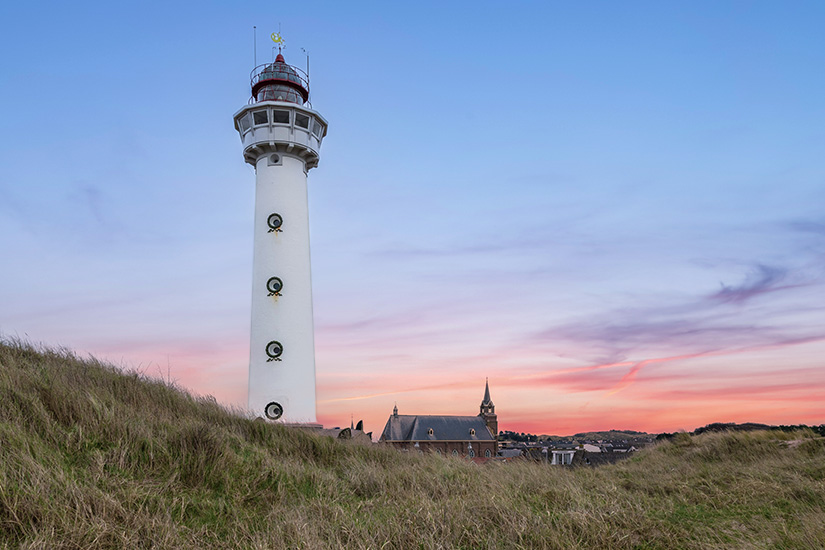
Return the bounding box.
[787,219,825,236]
[709,264,798,304]
[527,258,821,365]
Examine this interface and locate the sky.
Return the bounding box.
[1,1,824,436]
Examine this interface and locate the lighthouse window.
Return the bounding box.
[239,114,251,132]
[264,401,284,420]
[252,110,268,125]
[272,110,290,124]
[295,113,310,129]
[266,277,283,294]
[311,120,323,137]
[265,340,283,359]
[267,213,283,230]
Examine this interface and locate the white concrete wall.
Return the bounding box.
[247,153,317,423]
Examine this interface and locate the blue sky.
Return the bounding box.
[1,1,824,434]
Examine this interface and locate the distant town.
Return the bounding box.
[328,418,825,468]
[492,423,825,466]
[496,429,654,466]
[325,379,825,467]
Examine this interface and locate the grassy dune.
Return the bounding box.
[1,339,824,549]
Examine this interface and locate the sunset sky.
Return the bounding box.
[1,2,824,435]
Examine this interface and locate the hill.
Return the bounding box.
[544,430,653,441]
[1,339,824,548]
[500,429,654,444]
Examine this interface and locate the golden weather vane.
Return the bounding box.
[271,32,285,51]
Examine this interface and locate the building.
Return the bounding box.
[232,37,328,424]
[550,449,576,465]
[379,381,499,459]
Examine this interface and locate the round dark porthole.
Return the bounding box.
[270,153,281,164]
[265,340,283,359]
[266,277,283,294]
[264,401,283,420]
[267,213,283,230]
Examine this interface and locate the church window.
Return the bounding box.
[435,449,442,455]
[468,449,475,457]
[485,449,492,458]
[451,450,458,457]
[427,428,434,436]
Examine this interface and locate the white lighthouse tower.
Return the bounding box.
[233,39,328,424]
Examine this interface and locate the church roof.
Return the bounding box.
[380,414,494,442]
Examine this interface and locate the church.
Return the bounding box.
[378,380,498,459]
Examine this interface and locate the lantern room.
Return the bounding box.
[250,53,310,105]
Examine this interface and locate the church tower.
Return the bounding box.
[479,379,498,439]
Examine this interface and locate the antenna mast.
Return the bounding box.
[301,47,310,102]
[253,26,257,67]
[301,47,310,79]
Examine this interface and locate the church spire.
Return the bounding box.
[480,378,495,415]
[479,378,498,441]
[482,377,493,406]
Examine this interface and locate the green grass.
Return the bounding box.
[1,339,823,549]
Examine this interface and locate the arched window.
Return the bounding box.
[469,428,475,436]
[485,449,492,458]
[451,450,458,457]
[427,428,434,436]
[468,449,475,458]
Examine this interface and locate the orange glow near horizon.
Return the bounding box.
[65,327,825,437]
[310,337,825,436]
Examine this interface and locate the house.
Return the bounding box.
[379,380,498,459]
[498,448,524,459]
[550,449,576,465]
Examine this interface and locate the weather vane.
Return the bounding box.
[271,32,285,53]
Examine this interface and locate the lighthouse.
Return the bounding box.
[232,38,328,424]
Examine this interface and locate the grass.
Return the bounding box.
[1,338,823,549]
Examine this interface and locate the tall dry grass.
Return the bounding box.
[0,338,823,549]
